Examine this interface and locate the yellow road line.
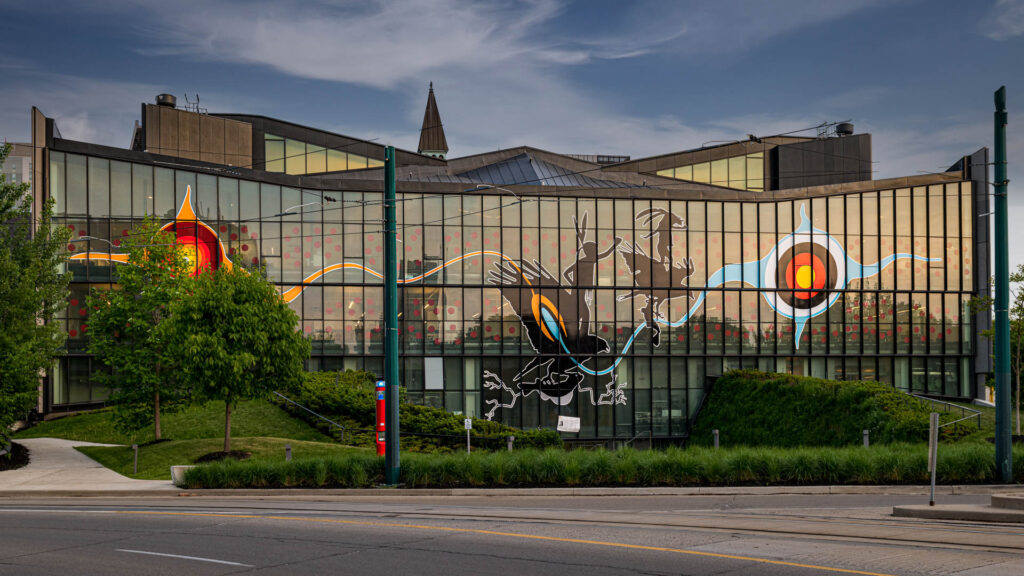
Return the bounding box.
[116,510,896,576]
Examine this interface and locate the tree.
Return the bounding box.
[166,260,310,452]
[0,143,70,451]
[973,272,1024,435]
[1010,267,1024,436]
[87,217,189,441]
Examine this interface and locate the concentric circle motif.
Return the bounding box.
[762,232,846,319]
[164,221,222,276]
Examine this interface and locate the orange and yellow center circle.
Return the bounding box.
[795,265,815,289]
[785,251,827,300]
[178,243,199,276]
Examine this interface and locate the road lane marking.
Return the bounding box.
[116,510,895,575]
[116,549,253,567]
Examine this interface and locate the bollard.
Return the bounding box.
[285,443,292,462]
[507,435,515,451]
[863,429,870,448]
[713,429,719,449]
[132,444,138,475]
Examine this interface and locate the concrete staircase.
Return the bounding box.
[894,493,1024,523]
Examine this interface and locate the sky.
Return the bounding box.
[1,0,1022,266]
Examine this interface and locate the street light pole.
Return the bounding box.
[994,86,1013,483]
[383,145,401,486]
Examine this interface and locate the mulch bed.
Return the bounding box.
[0,442,30,471]
[194,450,252,464]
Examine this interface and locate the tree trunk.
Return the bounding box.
[224,400,231,453]
[154,363,162,441]
[154,389,161,441]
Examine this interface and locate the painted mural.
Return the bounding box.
[70,187,940,421]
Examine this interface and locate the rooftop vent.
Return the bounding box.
[836,122,855,136]
[155,94,177,108]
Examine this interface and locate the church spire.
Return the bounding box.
[417,82,448,159]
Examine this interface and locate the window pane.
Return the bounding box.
[728,155,746,189]
[110,160,131,218]
[265,134,284,172]
[711,159,727,187]
[307,144,326,174]
[218,176,239,220]
[327,149,347,172]
[50,151,65,216]
[132,163,153,217]
[285,139,305,175]
[692,162,710,184]
[87,157,110,218]
[154,167,174,218]
[65,153,87,216]
[348,154,368,170]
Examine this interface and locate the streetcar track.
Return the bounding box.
[3,503,1024,555]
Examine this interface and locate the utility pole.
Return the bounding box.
[384,145,401,485]
[994,86,1013,483]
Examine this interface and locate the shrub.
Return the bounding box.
[689,370,973,448]
[182,445,1024,489]
[273,370,561,452]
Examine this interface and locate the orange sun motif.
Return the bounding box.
[69,185,232,278]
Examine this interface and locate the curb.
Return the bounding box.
[0,484,1019,499]
[893,504,1024,524]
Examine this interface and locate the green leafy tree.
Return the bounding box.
[0,143,70,450]
[166,260,310,452]
[1011,267,1024,435]
[973,272,1024,434]
[87,217,189,440]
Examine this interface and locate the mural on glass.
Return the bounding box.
[60,169,959,417]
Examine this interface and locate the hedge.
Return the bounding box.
[183,444,1024,489]
[689,370,974,447]
[273,370,561,452]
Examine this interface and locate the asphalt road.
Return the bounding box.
[1,494,1022,575]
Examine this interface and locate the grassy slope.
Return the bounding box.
[15,399,342,481]
[78,437,365,480]
[14,400,331,444]
[689,371,974,447]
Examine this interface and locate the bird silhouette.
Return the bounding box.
[487,256,610,402]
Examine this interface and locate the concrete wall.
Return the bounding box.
[143,104,252,167]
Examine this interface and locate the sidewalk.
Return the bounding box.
[0,438,176,494]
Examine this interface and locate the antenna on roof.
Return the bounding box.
[816,120,853,139]
[182,93,208,114]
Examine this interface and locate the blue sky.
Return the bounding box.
[2,0,1022,261]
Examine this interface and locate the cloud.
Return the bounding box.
[979,0,1024,40]
[89,0,885,156]
[619,0,890,57]
[129,0,575,90]
[0,71,165,145]
[817,87,890,111]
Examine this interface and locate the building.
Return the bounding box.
[2,142,33,191]
[30,88,990,442]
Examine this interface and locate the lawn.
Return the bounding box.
[14,399,331,445]
[78,437,365,480]
[15,399,345,481]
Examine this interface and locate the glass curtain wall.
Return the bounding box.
[656,152,765,191]
[49,150,976,437]
[264,133,384,175]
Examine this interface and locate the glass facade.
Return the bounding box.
[657,152,765,191]
[264,133,384,175]
[48,150,978,438]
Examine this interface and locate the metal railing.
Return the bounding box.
[271,391,349,442]
[622,430,654,449]
[908,393,983,429]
